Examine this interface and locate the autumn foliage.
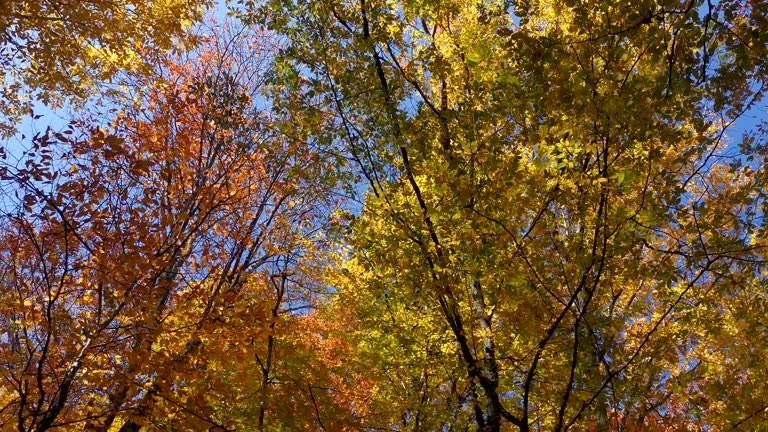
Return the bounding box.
[2,0,768,431]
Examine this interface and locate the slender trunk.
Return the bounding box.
[257,273,286,432]
[34,339,92,431]
[470,278,502,432]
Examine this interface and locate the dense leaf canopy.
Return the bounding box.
[0,0,210,136]
[1,0,767,431]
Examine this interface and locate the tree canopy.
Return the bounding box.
[1,0,768,431]
[0,0,210,136]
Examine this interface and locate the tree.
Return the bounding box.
[247,0,768,430]
[0,21,344,431]
[2,0,768,430]
[0,0,211,136]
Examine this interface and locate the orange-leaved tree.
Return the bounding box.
[0,21,344,431]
